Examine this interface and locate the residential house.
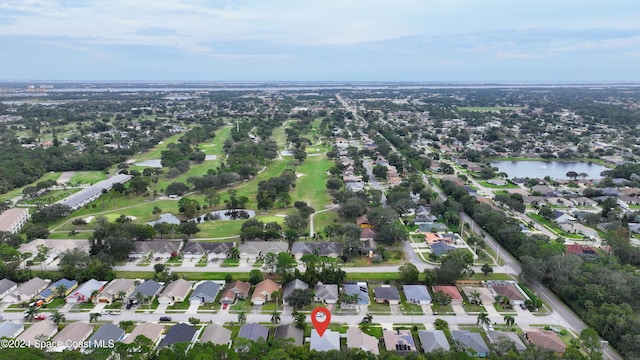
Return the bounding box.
[220,280,251,304]
[123,322,164,345]
[96,279,135,304]
[383,329,418,354]
[158,323,198,349]
[487,330,527,351]
[190,281,221,305]
[238,323,269,341]
[239,241,287,262]
[128,280,162,304]
[182,241,234,260]
[432,286,463,305]
[199,324,231,345]
[356,215,372,228]
[87,323,125,348]
[158,279,192,305]
[418,330,450,353]
[49,321,93,352]
[525,330,567,354]
[16,321,57,345]
[251,279,280,305]
[360,228,377,241]
[0,207,30,233]
[314,282,339,304]
[565,243,598,258]
[5,277,49,303]
[451,330,490,357]
[559,223,599,239]
[418,223,448,233]
[0,278,17,299]
[291,242,341,259]
[343,283,370,307]
[282,279,309,305]
[131,240,182,259]
[461,286,495,305]
[37,278,78,302]
[552,210,576,224]
[346,327,379,355]
[66,279,106,304]
[431,243,457,256]
[18,239,90,265]
[489,282,527,305]
[403,285,431,305]
[0,321,24,339]
[274,324,304,346]
[310,329,340,352]
[373,285,400,305]
[57,174,132,210]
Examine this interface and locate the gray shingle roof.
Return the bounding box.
[129,280,162,300]
[238,323,269,341]
[451,330,490,354]
[418,330,450,353]
[274,324,303,346]
[158,323,198,349]
[190,281,221,303]
[88,323,125,346]
[199,324,231,345]
[374,286,400,301]
[403,285,431,304]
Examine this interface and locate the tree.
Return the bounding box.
[432,291,452,305]
[285,288,314,309]
[89,312,102,323]
[292,309,306,329]
[372,164,388,179]
[154,263,166,273]
[476,312,490,327]
[399,263,420,284]
[50,310,66,327]
[481,263,494,276]
[326,178,342,191]
[249,269,263,285]
[580,328,603,360]
[24,306,39,321]
[204,188,221,208]
[503,314,515,328]
[25,225,50,241]
[237,311,246,326]
[423,268,437,287]
[436,249,474,284]
[566,171,579,180]
[469,290,481,305]
[189,317,201,325]
[275,252,297,278]
[270,311,281,324]
[226,246,240,261]
[54,284,68,299]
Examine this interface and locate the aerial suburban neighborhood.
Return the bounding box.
[0,81,638,360]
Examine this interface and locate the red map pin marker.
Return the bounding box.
[311,307,331,337]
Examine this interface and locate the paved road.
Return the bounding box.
[309,205,339,236]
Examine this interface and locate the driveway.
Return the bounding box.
[452,304,466,315]
[154,304,169,314]
[389,304,402,316]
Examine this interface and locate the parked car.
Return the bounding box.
[34,314,47,321]
[159,316,172,322]
[222,304,228,309]
[125,303,133,310]
[520,303,527,310]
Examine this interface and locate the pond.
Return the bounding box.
[146,209,256,226]
[490,160,608,180]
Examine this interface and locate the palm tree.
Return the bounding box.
[237,311,246,326]
[55,284,68,299]
[476,312,490,327]
[504,314,515,328]
[469,291,481,305]
[271,290,280,311]
[361,314,373,324]
[116,290,127,301]
[226,246,240,260]
[90,289,101,302]
[271,311,281,324]
[50,311,66,327]
[89,312,102,323]
[135,291,144,306]
[24,306,39,321]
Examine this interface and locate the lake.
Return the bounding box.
[490,160,608,180]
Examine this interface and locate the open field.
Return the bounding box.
[68,171,108,185]
[313,210,339,233]
[291,153,332,209]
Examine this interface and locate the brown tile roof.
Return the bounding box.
[526,330,567,353]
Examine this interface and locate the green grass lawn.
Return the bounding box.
[220,259,239,267]
[129,133,183,162]
[431,304,454,314]
[291,153,333,210]
[229,299,253,312]
[68,171,108,185]
[345,272,401,281]
[478,181,519,189]
[26,188,81,205]
[313,210,339,234]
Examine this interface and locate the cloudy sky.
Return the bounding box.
[1,0,639,81]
